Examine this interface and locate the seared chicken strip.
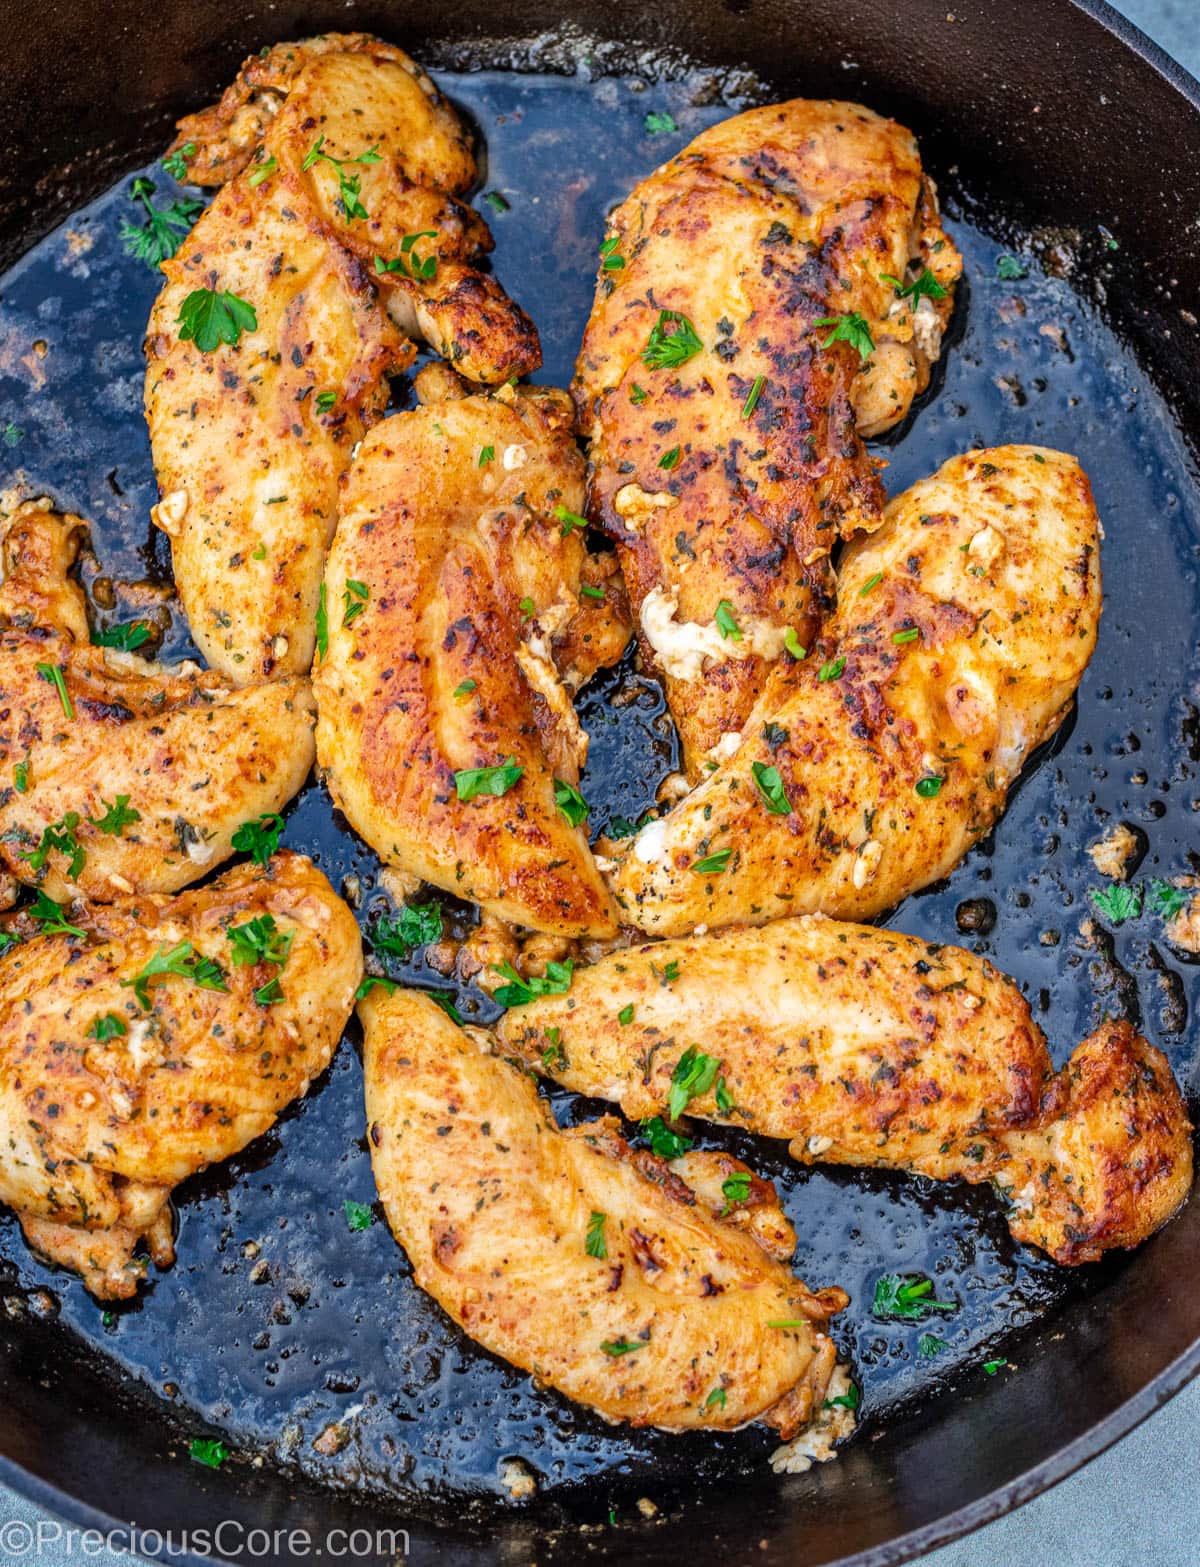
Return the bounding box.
[314,386,629,938]
[147,33,540,683]
[610,446,1101,934]
[363,986,847,1433]
[496,918,1193,1265]
[0,852,361,1298]
[0,499,314,902]
[574,99,961,776]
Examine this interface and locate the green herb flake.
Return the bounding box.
[28,889,86,938]
[232,812,283,867]
[302,134,381,221]
[123,940,228,1009]
[189,1438,228,1470]
[452,679,477,703]
[640,1115,693,1159]
[705,1386,727,1410]
[553,502,589,536]
[658,445,681,471]
[87,1012,128,1042]
[996,254,1028,280]
[455,757,523,802]
[815,310,875,359]
[720,1171,752,1214]
[714,600,741,641]
[315,582,329,661]
[177,288,258,352]
[491,958,574,1009]
[483,191,510,214]
[254,977,284,1006]
[23,812,85,880]
[342,578,369,628]
[585,1210,608,1259]
[630,383,648,404]
[751,761,791,815]
[1090,882,1143,925]
[91,621,152,652]
[36,662,73,719]
[824,1382,861,1410]
[315,391,337,413]
[642,309,703,372]
[915,775,944,799]
[343,1199,374,1232]
[618,1003,635,1026]
[692,847,733,876]
[600,1337,645,1357]
[90,795,141,836]
[227,913,294,969]
[246,154,277,189]
[1149,879,1189,921]
[478,445,495,467]
[13,761,30,794]
[858,572,883,597]
[741,374,766,419]
[161,142,196,180]
[879,267,948,305]
[983,1358,1007,1376]
[554,777,590,828]
[370,902,443,958]
[817,655,846,683]
[669,1046,721,1120]
[872,1273,958,1322]
[644,111,677,134]
[918,1333,948,1359]
[120,177,204,270]
[784,626,807,661]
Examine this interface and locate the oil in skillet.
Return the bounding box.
[0,62,1195,1514]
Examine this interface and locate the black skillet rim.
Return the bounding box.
[0,0,1198,1562]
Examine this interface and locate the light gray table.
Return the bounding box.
[0,1,1193,1562]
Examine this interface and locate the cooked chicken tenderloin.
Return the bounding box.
[362,986,847,1434]
[496,917,1192,1266]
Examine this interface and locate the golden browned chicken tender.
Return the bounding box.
[0,499,314,902]
[496,918,1192,1266]
[609,446,1101,935]
[314,386,629,938]
[0,852,362,1298]
[362,986,847,1433]
[574,99,961,776]
[147,33,540,684]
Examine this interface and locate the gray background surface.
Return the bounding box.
[0,0,1195,1561]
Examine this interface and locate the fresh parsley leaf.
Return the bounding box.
[879,267,947,305]
[28,889,86,937]
[644,111,677,134]
[658,445,681,471]
[491,959,574,1009]
[642,309,703,371]
[342,578,369,628]
[599,235,625,272]
[540,1027,566,1073]
[344,1199,374,1231]
[483,191,510,214]
[580,584,605,601]
[90,795,140,836]
[784,626,807,661]
[355,974,397,1000]
[872,1273,958,1322]
[189,1438,228,1469]
[370,902,443,957]
[741,375,766,419]
[817,655,846,683]
[1149,879,1189,921]
[91,620,152,652]
[302,134,381,221]
[607,811,655,840]
[453,679,477,702]
[714,600,742,641]
[721,1171,752,1213]
[859,572,883,597]
[120,178,203,269]
[478,445,495,467]
[554,778,590,827]
[1090,882,1143,924]
[430,986,464,1023]
[918,1333,948,1359]
[618,1003,635,1026]
[87,1012,127,1041]
[36,662,73,718]
[585,1210,608,1259]
[983,1358,1007,1375]
[231,812,283,866]
[177,288,258,352]
[640,1116,692,1159]
[915,775,944,799]
[630,383,648,404]
[123,940,227,1009]
[996,254,1027,280]
[13,761,29,794]
[246,154,277,188]
[815,311,875,359]
[23,812,85,880]
[161,142,196,181]
[692,847,733,875]
[518,597,535,618]
[455,758,523,801]
[600,1338,645,1357]
[892,627,921,645]
[227,913,294,968]
[553,503,589,536]
[715,1076,735,1114]
[315,391,337,413]
[315,582,329,661]
[824,1382,861,1410]
[705,1386,727,1410]
[669,1046,721,1120]
[751,761,791,815]
[254,977,284,1006]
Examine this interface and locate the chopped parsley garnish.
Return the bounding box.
[189,1439,228,1470]
[915,775,944,799]
[996,254,1027,280]
[518,597,535,618]
[705,1386,727,1410]
[815,311,875,359]
[720,1171,752,1213]
[554,778,590,827]
[87,1012,127,1042]
[29,889,86,937]
[315,391,337,413]
[302,134,381,221]
[553,503,589,535]
[741,375,766,419]
[541,1028,566,1072]
[355,974,397,1000]
[36,662,73,718]
[644,111,677,134]
[246,154,277,188]
[123,941,227,1009]
[658,445,681,471]
[227,913,294,968]
[23,813,85,880]
[91,620,152,652]
[600,1338,645,1357]
[784,626,807,661]
[231,812,283,866]
[491,958,574,1009]
[751,761,791,815]
[483,191,510,214]
[879,267,947,305]
[642,310,703,372]
[714,600,742,641]
[983,1358,1007,1375]
[586,1211,608,1259]
[692,848,732,875]
[478,445,495,467]
[715,1076,735,1114]
[177,288,258,352]
[343,1199,374,1232]
[90,795,140,836]
[917,1333,948,1359]
[342,578,369,628]
[580,584,605,601]
[817,655,846,683]
[430,990,464,1024]
[618,1004,635,1026]
[370,902,443,957]
[254,977,284,1006]
[119,177,203,270]
[824,1382,861,1411]
[872,1273,958,1322]
[13,761,29,794]
[859,572,883,597]
[453,679,477,702]
[161,142,196,181]
[630,383,648,404]
[315,582,329,661]
[640,1116,692,1159]
[455,757,523,801]
[1090,882,1143,924]
[1149,879,1189,920]
[669,1046,721,1120]
[599,236,625,273]
[892,627,921,645]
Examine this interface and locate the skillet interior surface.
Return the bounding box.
[0,2,1198,1564]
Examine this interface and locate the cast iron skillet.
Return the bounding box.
[0,1,1198,1563]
